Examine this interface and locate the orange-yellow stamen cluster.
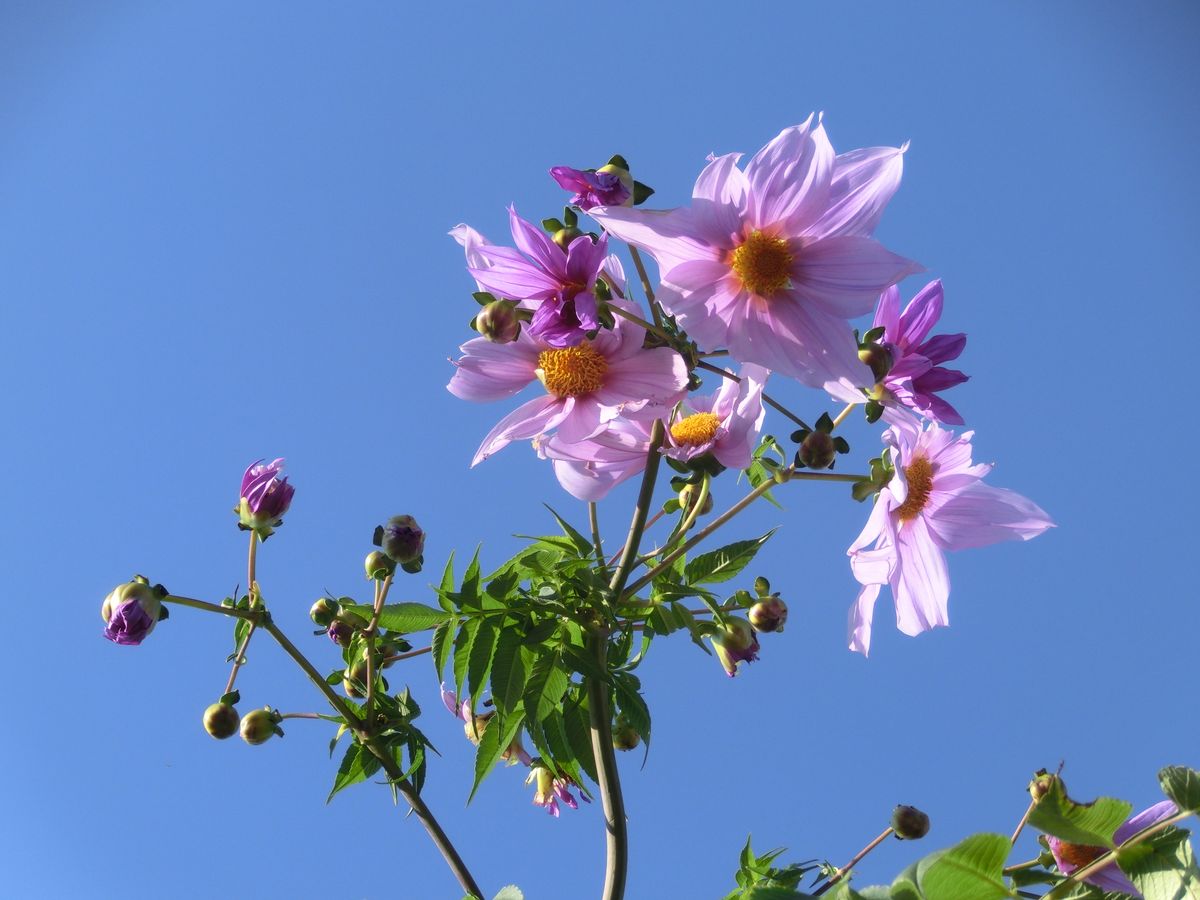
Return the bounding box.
[1054,842,1107,868]
[537,344,608,397]
[729,230,793,297]
[670,412,720,446]
[896,455,934,522]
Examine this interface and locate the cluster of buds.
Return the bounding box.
[101,576,168,646]
[709,577,790,676]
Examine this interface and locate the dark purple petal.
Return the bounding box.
[914,332,967,365]
[897,279,944,347]
[103,600,155,646]
[913,366,968,393]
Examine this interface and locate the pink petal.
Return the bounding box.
[470,245,562,300]
[892,518,950,637]
[811,144,906,238]
[793,235,923,319]
[471,395,566,466]
[897,279,944,347]
[848,583,882,656]
[923,483,1054,551]
[690,152,750,245]
[447,337,540,401]
[743,115,834,234]
[589,206,707,275]
[873,284,901,333]
[508,206,567,280]
[595,346,689,407]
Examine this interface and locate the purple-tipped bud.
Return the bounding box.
[475,299,522,344]
[891,805,930,840]
[310,597,340,628]
[711,617,760,677]
[240,707,278,746]
[612,715,640,751]
[235,458,295,539]
[364,550,396,581]
[327,620,354,647]
[679,483,714,515]
[377,515,425,566]
[203,702,240,740]
[749,596,788,633]
[799,431,837,470]
[549,164,632,211]
[101,578,163,646]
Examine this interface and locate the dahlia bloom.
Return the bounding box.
[456,207,610,348]
[534,414,656,501]
[847,422,1053,655]
[550,165,632,210]
[870,279,969,425]
[525,762,586,817]
[235,458,295,539]
[665,364,768,468]
[448,300,688,466]
[591,114,920,391]
[1047,801,1178,897]
[101,579,162,646]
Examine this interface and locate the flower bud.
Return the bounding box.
[327,620,354,647]
[376,515,425,565]
[203,702,240,740]
[798,431,837,470]
[310,597,340,628]
[101,578,163,646]
[595,163,635,206]
[749,596,788,633]
[612,715,640,751]
[552,227,585,250]
[1029,770,1058,802]
[343,660,371,698]
[239,707,278,746]
[711,617,760,677]
[234,458,295,539]
[364,550,396,581]
[678,482,713,515]
[475,299,522,343]
[858,343,894,383]
[891,805,930,840]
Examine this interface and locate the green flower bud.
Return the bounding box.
[749,596,788,633]
[343,659,371,698]
[375,515,425,565]
[203,702,240,740]
[239,707,278,746]
[475,299,522,343]
[612,715,640,751]
[552,226,584,250]
[1029,769,1058,802]
[678,482,713,515]
[309,597,340,628]
[753,576,771,597]
[364,550,396,581]
[891,805,930,840]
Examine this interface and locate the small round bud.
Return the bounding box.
[364,550,396,581]
[343,660,371,698]
[240,707,277,746]
[101,579,163,646]
[1029,770,1058,802]
[749,596,788,633]
[379,515,425,565]
[891,805,930,840]
[327,620,354,647]
[858,344,894,383]
[753,576,771,597]
[798,431,837,470]
[612,715,640,751]
[679,483,713,515]
[552,227,584,250]
[475,299,522,343]
[203,702,240,740]
[310,597,340,628]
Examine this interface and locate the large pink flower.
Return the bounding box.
[847,422,1053,655]
[592,115,921,392]
[448,301,687,466]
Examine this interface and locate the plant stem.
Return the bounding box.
[277,712,325,721]
[831,402,857,430]
[586,625,628,900]
[815,826,894,896]
[224,531,261,695]
[163,594,259,620]
[607,509,667,567]
[658,473,708,560]
[628,246,656,304]
[608,420,666,598]
[695,360,813,432]
[384,645,433,664]
[589,502,608,576]
[608,302,674,346]
[1010,795,1037,845]
[1002,858,1043,875]
[261,617,484,899]
[364,573,394,730]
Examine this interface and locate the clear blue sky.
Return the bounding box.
[2,2,1197,898]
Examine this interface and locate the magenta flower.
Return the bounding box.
[235,458,295,539]
[711,617,760,677]
[525,762,587,817]
[847,422,1054,655]
[456,207,611,348]
[101,579,162,646]
[1047,801,1178,897]
[870,279,969,425]
[550,165,632,211]
[665,364,768,469]
[448,300,688,466]
[535,414,656,501]
[591,115,920,391]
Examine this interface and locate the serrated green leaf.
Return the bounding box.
[467,619,499,706]
[524,651,569,722]
[543,505,593,557]
[468,712,525,803]
[453,618,481,702]
[1119,826,1200,900]
[431,620,453,681]
[1160,766,1200,814]
[491,627,530,716]
[492,887,525,900]
[437,552,457,613]
[685,531,775,585]
[612,672,651,747]
[1029,779,1133,848]
[743,888,810,899]
[327,742,381,803]
[346,602,451,633]
[919,833,1011,900]
[563,698,598,784]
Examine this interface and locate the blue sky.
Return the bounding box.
[2,2,1197,898]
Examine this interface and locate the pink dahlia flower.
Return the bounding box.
[871,279,969,425]
[1047,801,1178,897]
[591,114,920,391]
[847,422,1053,655]
[534,415,656,501]
[448,300,688,465]
[665,364,768,469]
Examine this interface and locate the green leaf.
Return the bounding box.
[493,888,525,900]
[431,620,453,681]
[1029,778,1133,848]
[467,619,500,706]
[1160,766,1200,814]
[491,627,530,716]
[1119,826,1200,900]
[327,742,381,803]
[612,672,651,747]
[543,505,593,557]
[563,699,598,783]
[346,602,451,633]
[685,531,775,585]
[744,888,810,899]
[918,833,1012,900]
[468,712,525,802]
[437,551,457,613]
[453,618,481,701]
[524,651,569,722]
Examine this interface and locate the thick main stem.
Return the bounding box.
[586,626,628,900]
[608,420,666,598]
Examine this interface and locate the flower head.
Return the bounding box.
[235,458,294,539]
[869,280,969,425]
[525,762,586,817]
[847,422,1054,655]
[665,364,768,469]
[711,617,760,676]
[592,115,920,393]
[1047,801,1178,897]
[550,164,633,211]
[101,577,163,645]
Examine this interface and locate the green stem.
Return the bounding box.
[831,402,857,430]
[586,625,628,900]
[384,645,433,664]
[163,594,259,620]
[608,302,674,346]
[277,712,325,721]
[589,502,609,577]
[627,246,663,328]
[224,531,262,695]
[814,826,894,896]
[657,473,709,560]
[608,420,666,598]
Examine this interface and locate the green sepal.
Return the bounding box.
[632,181,654,204]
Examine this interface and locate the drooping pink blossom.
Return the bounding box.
[591,115,920,393]
[847,422,1053,655]
[1047,801,1178,897]
[664,364,768,469]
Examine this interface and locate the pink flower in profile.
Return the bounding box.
[525,761,587,817]
[592,115,920,391]
[235,458,295,539]
[1047,801,1178,897]
[550,165,632,211]
[870,279,969,425]
[847,422,1053,655]
[534,415,655,501]
[665,364,768,469]
[447,300,687,466]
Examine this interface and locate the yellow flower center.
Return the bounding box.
[670,412,721,446]
[1055,842,1107,869]
[537,344,608,397]
[729,230,793,297]
[896,455,934,522]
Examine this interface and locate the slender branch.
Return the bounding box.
[586,625,628,900]
[627,246,656,305]
[1010,795,1038,846]
[831,402,857,430]
[163,594,259,621]
[659,473,708,559]
[695,360,813,432]
[224,532,261,695]
[384,645,433,664]
[589,502,609,577]
[277,712,326,721]
[608,420,666,598]
[608,302,674,346]
[814,826,894,896]
[364,573,394,726]
[607,509,667,567]
[1002,858,1043,875]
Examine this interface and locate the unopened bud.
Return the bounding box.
[475,299,522,343]
[858,344,894,383]
[310,597,340,628]
[799,431,837,470]
[327,620,354,647]
[464,712,493,746]
[376,515,425,566]
[203,702,240,740]
[240,707,278,746]
[552,227,584,250]
[749,596,788,633]
[595,163,635,206]
[364,550,396,581]
[679,482,713,514]
[612,715,640,751]
[891,805,930,840]
[1029,770,1058,802]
